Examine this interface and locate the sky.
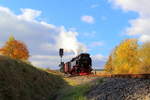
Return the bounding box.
[0,0,150,69]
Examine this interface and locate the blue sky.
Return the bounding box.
[0,0,136,55]
[0,0,149,69]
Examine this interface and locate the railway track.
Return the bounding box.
[87,73,150,79]
[65,73,150,79]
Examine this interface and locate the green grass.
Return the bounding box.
[59,78,104,100]
[60,84,90,100]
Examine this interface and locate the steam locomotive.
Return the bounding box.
[59,52,93,75]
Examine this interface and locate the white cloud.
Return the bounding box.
[139,35,150,43]
[109,0,150,42]
[0,6,106,69]
[91,54,107,69]
[92,54,107,62]
[0,6,87,68]
[55,27,87,55]
[30,55,60,69]
[30,54,74,69]
[109,0,150,16]
[18,8,41,21]
[39,43,55,51]
[30,54,106,69]
[81,15,95,24]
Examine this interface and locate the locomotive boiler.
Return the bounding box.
[59,49,92,75]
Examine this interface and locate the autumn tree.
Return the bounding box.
[138,42,150,73]
[8,35,15,41]
[104,55,113,73]
[110,39,139,74]
[0,36,29,60]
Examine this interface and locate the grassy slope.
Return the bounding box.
[56,76,104,100]
[58,83,90,100]
[0,55,66,100]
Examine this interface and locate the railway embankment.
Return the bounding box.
[0,55,149,100]
[87,78,150,100]
[0,55,66,100]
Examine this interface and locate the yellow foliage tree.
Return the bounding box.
[0,36,29,60]
[104,55,113,73]
[111,39,139,74]
[138,42,150,73]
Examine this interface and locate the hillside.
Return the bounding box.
[0,55,66,100]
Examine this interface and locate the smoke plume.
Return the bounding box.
[56,27,87,55]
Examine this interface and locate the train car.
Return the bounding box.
[59,53,92,75]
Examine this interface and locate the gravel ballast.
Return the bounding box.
[87,78,150,100]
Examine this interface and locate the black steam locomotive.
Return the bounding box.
[59,53,92,75]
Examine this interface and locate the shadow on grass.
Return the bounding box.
[55,77,104,100]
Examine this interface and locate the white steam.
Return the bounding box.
[56,27,87,55]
